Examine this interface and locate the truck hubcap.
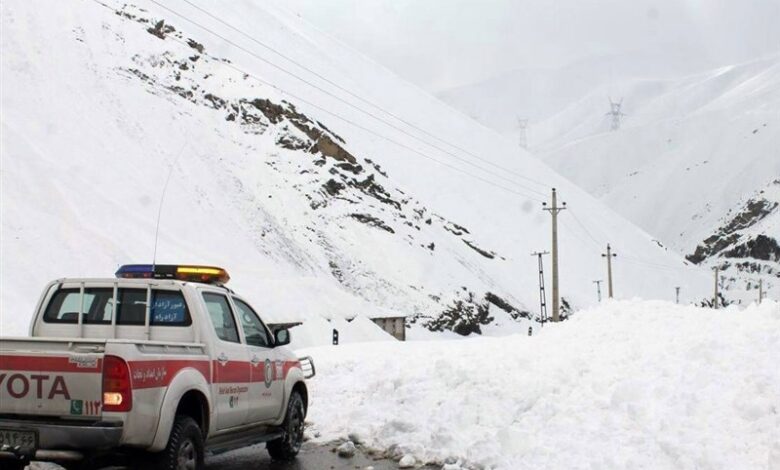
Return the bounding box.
[177,439,197,470]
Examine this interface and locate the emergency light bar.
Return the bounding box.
[115,264,230,285]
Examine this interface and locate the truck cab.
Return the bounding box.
[0,265,314,470]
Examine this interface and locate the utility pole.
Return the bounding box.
[675,286,681,304]
[606,98,625,131]
[593,280,603,302]
[543,188,566,322]
[517,117,529,150]
[758,279,763,304]
[712,267,719,309]
[531,251,550,326]
[601,244,617,298]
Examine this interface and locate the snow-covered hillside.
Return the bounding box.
[536,57,780,302]
[440,51,780,303]
[688,179,780,303]
[303,300,780,469]
[1,0,711,337]
[437,51,715,139]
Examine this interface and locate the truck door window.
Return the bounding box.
[150,290,190,325]
[202,292,240,343]
[232,298,270,347]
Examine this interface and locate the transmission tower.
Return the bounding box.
[517,117,529,149]
[593,280,603,302]
[606,98,625,131]
[531,251,550,326]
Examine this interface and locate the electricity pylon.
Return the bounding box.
[606,98,625,131]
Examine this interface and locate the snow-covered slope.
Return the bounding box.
[1,0,711,336]
[687,179,780,303]
[535,57,780,302]
[437,51,715,140]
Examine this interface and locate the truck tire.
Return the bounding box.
[2,459,27,470]
[154,415,204,470]
[266,391,305,461]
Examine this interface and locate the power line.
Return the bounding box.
[145,0,549,198]
[89,0,715,285]
[568,209,603,248]
[88,0,546,202]
[181,0,548,192]
[621,255,694,272]
[567,208,697,272]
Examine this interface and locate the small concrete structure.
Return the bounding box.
[371,316,406,341]
[267,321,302,333]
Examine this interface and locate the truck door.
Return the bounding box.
[201,292,250,430]
[231,297,284,424]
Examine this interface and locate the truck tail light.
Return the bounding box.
[103,355,132,412]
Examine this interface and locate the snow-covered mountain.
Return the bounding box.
[0,0,711,337]
[437,51,717,140]
[439,50,780,303]
[536,57,780,302]
[686,179,779,302]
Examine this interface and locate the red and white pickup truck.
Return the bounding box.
[0,265,315,470]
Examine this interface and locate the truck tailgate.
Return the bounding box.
[0,338,105,419]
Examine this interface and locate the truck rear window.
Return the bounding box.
[43,288,191,326]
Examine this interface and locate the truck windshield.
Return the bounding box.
[43,287,191,326]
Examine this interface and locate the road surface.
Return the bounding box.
[206,442,432,469]
[30,443,437,470]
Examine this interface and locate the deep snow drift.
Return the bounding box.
[301,300,780,469]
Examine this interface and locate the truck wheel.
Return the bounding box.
[266,391,305,461]
[2,460,27,470]
[154,415,204,470]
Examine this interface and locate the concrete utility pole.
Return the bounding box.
[517,117,529,150]
[675,286,681,304]
[593,280,603,302]
[543,188,566,322]
[531,251,550,326]
[601,244,617,298]
[712,267,719,309]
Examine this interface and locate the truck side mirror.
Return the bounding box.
[274,328,291,347]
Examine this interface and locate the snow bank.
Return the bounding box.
[302,300,780,469]
[288,315,396,350]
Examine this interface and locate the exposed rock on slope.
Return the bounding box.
[0,0,712,335]
[104,3,527,332]
[687,179,780,302]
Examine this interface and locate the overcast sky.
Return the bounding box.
[281,0,780,92]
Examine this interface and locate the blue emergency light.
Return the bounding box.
[115,264,230,285]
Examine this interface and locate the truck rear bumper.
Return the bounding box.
[0,417,123,456]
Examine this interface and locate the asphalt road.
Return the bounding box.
[29,443,436,470]
[205,442,416,470]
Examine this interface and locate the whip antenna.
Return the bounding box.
[152,141,188,268]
